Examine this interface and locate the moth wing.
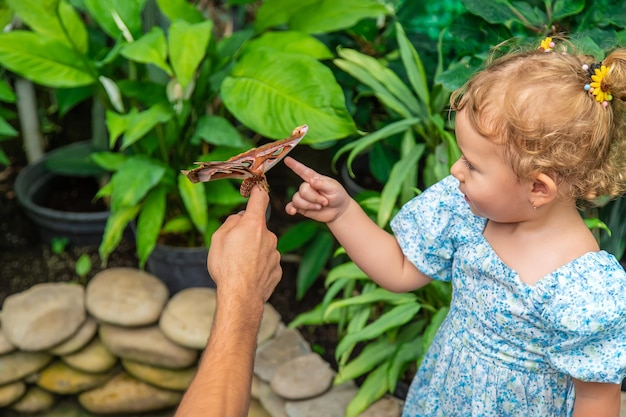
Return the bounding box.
[181,161,253,183]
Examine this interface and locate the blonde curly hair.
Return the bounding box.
[450,43,626,202]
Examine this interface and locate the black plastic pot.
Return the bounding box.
[145,244,214,295]
[14,143,109,245]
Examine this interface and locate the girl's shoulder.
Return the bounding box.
[535,251,626,334]
[391,175,485,240]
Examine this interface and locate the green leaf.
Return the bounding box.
[0,32,96,88]
[396,23,430,108]
[204,180,247,206]
[378,143,425,227]
[84,0,146,40]
[296,231,335,299]
[243,31,333,60]
[162,215,193,234]
[178,173,207,234]
[387,339,423,391]
[345,363,389,417]
[335,338,396,384]
[75,253,92,278]
[91,151,127,171]
[191,115,251,148]
[108,104,173,149]
[110,156,166,210]
[335,48,420,118]
[325,261,368,286]
[169,19,213,90]
[462,0,518,25]
[99,205,140,264]
[43,142,108,177]
[221,48,356,142]
[121,26,171,75]
[136,185,166,268]
[277,220,320,253]
[325,288,417,319]
[0,147,9,166]
[156,0,204,24]
[0,77,16,103]
[7,0,88,53]
[256,0,387,34]
[422,307,449,353]
[55,86,93,117]
[0,116,18,138]
[336,303,421,359]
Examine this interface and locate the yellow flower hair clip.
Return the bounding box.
[539,37,555,52]
[583,63,613,107]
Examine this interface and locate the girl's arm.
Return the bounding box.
[572,380,621,417]
[285,157,432,292]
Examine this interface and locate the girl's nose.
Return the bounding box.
[450,158,464,181]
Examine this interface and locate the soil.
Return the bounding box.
[0,138,341,370]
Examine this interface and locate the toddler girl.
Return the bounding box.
[285,40,626,416]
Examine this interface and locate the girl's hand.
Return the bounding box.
[284,157,351,223]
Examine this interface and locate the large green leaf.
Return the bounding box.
[84,0,146,40]
[243,31,333,60]
[325,261,368,286]
[110,156,166,210]
[325,288,417,319]
[0,32,96,88]
[107,104,173,149]
[277,220,320,253]
[0,78,16,103]
[156,0,204,24]
[345,363,389,417]
[136,185,166,268]
[334,338,397,384]
[221,48,356,142]
[178,173,207,234]
[7,0,88,53]
[204,180,247,206]
[191,115,251,148]
[255,0,388,34]
[169,19,213,90]
[121,26,171,75]
[461,0,518,25]
[396,23,430,109]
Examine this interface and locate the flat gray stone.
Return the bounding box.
[258,380,288,417]
[284,382,358,417]
[254,328,310,382]
[86,268,169,326]
[99,323,198,369]
[270,353,334,400]
[78,372,182,414]
[0,325,16,355]
[0,351,53,385]
[258,303,281,346]
[159,287,217,349]
[359,396,403,417]
[61,337,118,373]
[10,385,56,414]
[2,282,85,351]
[0,380,26,407]
[49,316,98,355]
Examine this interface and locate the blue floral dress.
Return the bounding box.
[390,176,626,417]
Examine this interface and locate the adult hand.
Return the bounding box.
[207,186,282,304]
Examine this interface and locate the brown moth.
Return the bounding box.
[181,124,308,197]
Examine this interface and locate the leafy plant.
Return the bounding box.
[0,74,18,166]
[0,0,396,268]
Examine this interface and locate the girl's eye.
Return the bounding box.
[461,156,475,170]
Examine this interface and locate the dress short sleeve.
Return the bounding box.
[541,253,626,383]
[390,176,483,282]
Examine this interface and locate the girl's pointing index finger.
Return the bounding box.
[284,157,319,182]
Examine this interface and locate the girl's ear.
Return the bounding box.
[530,173,558,208]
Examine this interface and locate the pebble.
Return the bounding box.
[49,316,98,356]
[121,358,196,391]
[359,396,403,417]
[60,337,118,373]
[2,282,85,351]
[0,380,25,407]
[78,371,183,414]
[37,360,116,395]
[159,287,217,349]
[99,323,198,369]
[284,382,358,417]
[0,351,53,385]
[270,353,334,400]
[10,385,56,413]
[258,304,281,345]
[0,323,16,355]
[86,268,169,326]
[254,328,311,381]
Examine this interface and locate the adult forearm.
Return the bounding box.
[174,297,264,417]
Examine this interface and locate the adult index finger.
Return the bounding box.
[243,186,270,223]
